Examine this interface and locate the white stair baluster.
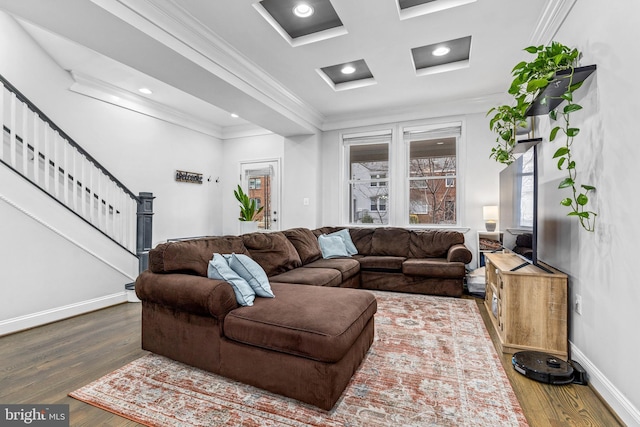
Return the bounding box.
[43,123,50,193]
[0,83,5,161]
[33,112,39,185]
[53,132,59,198]
[21,103,28,176]
[9,92,16,167]
[81,154,87,218]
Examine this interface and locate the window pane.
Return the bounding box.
[518,150,534,227]
[349,143,389,179]
[409,137,456,178]
[409,179,456,224]
[350,181,389,224]
[347,141,390,225]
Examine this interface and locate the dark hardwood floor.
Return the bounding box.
[0,300,623,426]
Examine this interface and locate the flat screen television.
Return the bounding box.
[499,143,550,272]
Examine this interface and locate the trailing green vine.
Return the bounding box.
[488,41,597,231]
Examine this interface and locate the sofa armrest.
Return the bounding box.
[447,244,472,264]
[135,270,238,319]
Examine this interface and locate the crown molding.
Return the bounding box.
[89,0,324,133]
[69,71,224,138]
[321,93,508,131]
[221,124,273,141]
[529,0,577,46]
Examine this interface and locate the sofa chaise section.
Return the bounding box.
[136,268,377,410]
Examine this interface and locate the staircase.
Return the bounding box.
[0,74,141,335]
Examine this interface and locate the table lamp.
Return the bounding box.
[483,205,498,232]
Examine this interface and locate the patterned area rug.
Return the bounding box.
[70,292,528,426]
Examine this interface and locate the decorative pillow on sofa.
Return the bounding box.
[208,253,255,306]
[318,234,350,259]
[227,253,275,298]
[327,229,358,255]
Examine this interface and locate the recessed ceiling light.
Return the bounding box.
[432,46,451,57]
[341,65,356,75]
[138,87,153,95]
[437,141,445,145]
[231,113,239,118]
[293,3,314,18]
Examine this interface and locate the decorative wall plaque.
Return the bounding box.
[175,170,203,184]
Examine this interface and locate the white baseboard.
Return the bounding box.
[571,343,640,426]
[0,292,128,337]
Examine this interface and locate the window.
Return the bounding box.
[344,131,391,225]
[250,198,261,210]
[517,149,534,228]
[249,178,261,190]
[405,125,460,225]
[370,173,387,187]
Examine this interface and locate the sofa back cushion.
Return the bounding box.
[282,228,322,264]
[409,230,464,258]
[242,232,302,277]
[371,227,411,257]
[347,228,375,255]
[149,236,249,276]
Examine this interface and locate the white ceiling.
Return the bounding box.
[0,0,552,138]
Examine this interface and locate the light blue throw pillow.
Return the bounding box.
[318,234,350,259]
[227,253,275,298]
[327,228,358,255]
[208,253,255,306]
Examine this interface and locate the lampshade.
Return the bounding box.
[483,205,498,220]
[483,205,498,232]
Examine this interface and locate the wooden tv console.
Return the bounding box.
[484,252,568,358]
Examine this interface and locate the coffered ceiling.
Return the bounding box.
[0,0,555,137]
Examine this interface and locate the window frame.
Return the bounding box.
[403,122,462,227]
[342,129,393,226]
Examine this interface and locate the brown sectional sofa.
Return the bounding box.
[135,226,471,410]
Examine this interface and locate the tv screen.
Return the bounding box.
[499,145,537,265]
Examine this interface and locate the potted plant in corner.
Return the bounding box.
[234,184,263,234]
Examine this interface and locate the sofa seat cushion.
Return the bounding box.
[269,267,342,287]
[358,255,406,272]
[402,258,466,278]
[303,258,360,282]
[223,283,377,363]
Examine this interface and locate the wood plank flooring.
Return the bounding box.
[0,300,623,426]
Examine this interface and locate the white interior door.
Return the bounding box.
[240,159,280,231]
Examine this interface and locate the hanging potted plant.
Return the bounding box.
[487,41,597,231]
[234,184,263,234]
[487,100,529,165]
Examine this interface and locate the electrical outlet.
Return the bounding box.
[575,294,582,315]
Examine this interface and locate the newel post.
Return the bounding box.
[136,192,155,273]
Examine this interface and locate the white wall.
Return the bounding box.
[0,164,137,333]
[0,13,224,246]
[320,113,503,268]
[538,2,640,424]
[283,133,321,229]
[0,12,223,332]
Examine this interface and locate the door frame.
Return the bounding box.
[239,158,281,231]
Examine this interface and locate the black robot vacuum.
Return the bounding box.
[512,351,585,385]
